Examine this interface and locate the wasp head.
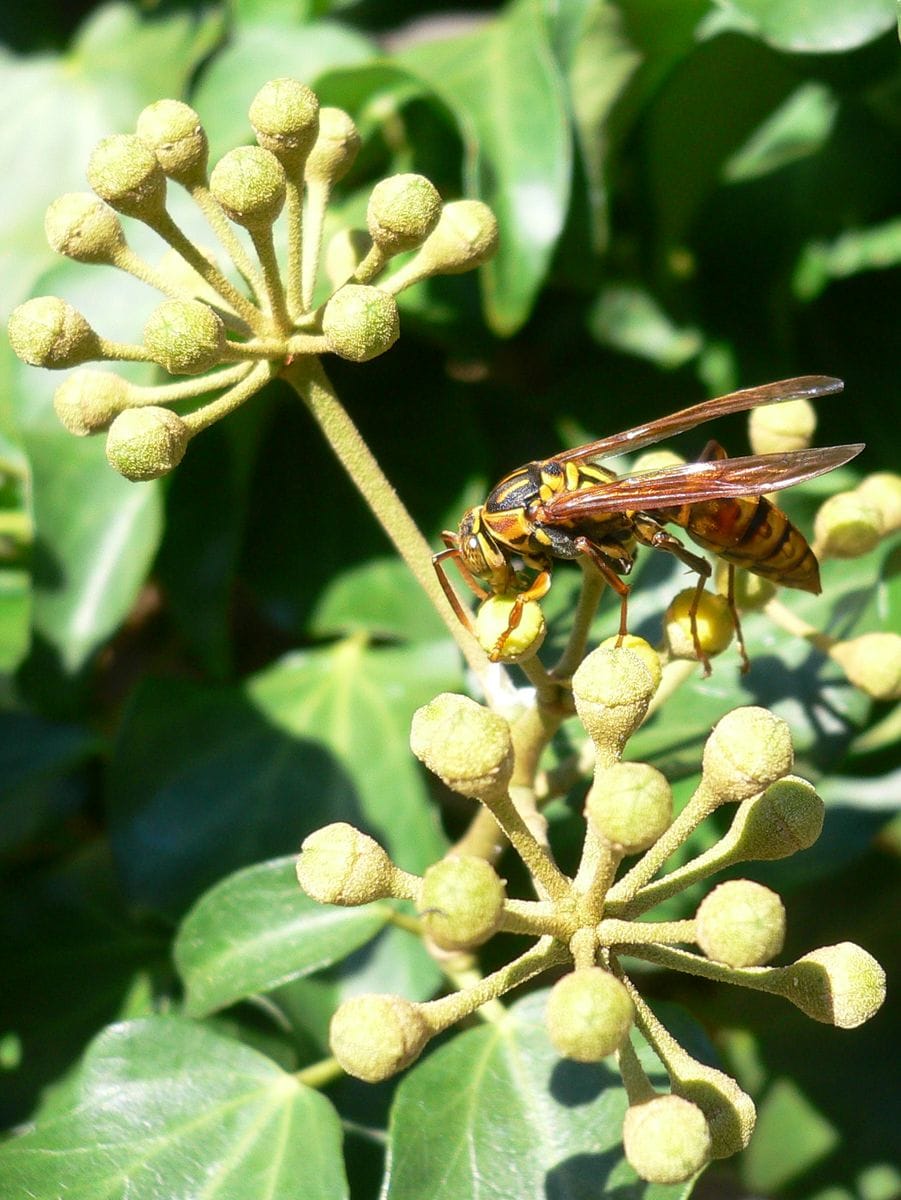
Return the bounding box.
[456,506,512,593]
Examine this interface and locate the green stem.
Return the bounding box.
[181,361,276,434]
[188,181,267,298]
[598,918,695,947]
[295,1056,344,1089]
[284,179,304,318]
[249,225,291,331]
[553,561,606,679]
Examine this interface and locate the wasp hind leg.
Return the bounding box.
[572,537,633,644]
[633,523,719,675]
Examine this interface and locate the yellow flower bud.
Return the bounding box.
[105,406,189,481]
[53,370,130,435]
[586,761,672,854]
[87,133,167,219]
[696,879,785,967]
[44,193,125,264]
[814,491,882,559]
[664,588,733,662]
[330,993,432,1082]
[572,646,658,759]
[670,1057,756,1158]
[631,449,685,474]
[776,943,886,1028]
[474,593,546,663]
[367,174,442,258]
[209,146,286,230]
[8,297,100,369]
[596,635,662,690]
[143,300,225,376]
[249,77,319,170]
[749,397,816,454]
[413,199,499,275]
[729,776,824,861]
[136,99,208,185]
[296,822,397,906]
[322,284,399,362]
[623,1095,712,1184]
[419,855,506,950]
[546,968,634,1062]
[304,107,360,186]
[409,692,514,803]
[829,632,901,701]
[854,471,901,536]
[701,706,793,804]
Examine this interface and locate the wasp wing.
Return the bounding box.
[548,376,844,466]
[540,444,865,519]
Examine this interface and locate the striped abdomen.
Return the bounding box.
[666,495,821,593]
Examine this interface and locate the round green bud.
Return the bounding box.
[779,942,886,1028]
[304,107,360,186]
[136,99,208,185]
[414,199,499,275]
[296,822,396,906]
[596,635,663,691]
[475,593,546,663]
[249,78,320,168]
[209,145,286,229]
[322,284,399,362]
[410,692,514,803]
[696,879,785,967]
[572,646,658,758]
[367,174,442,257]
[87,133,167,219]
[330,993,432,1082]
[419,855,505,950]
[732,775,824,860]
[702,706,793,804]
[105,406,189,481]
[44,193,125,264]
[143,299,225,376]
[546,968,634,1062]
[829,632,901,701]
[714,560,776,611]
[664,587,733,662]
[8,297,100,369]
[749,397,816,455]
[53,370,130,436]
[586,761,673,854]
[623,1096,712,1184]
[632,448,685,474]
[814,491,882,559]
[855,471,901,536]
[325,227,371,289]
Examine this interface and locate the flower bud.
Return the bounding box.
[419,855,505,950]
[586,761,672,854]
[366,174,442,258]
[814,492,882,559]
[854,471,901,536]
[105,406,189,481]
[136,99,208,185]
[572,646,658,759]
[729,776,824,860]
[296,822,397,906]
[53,370,130,435]
[623,1095,712,1184]
[8,297,100,369]
[87,133,167,219]
[670,1057,756,1158]
[143,299,225,375]
[714,561,776,611]
[330,993,432,1082]
[322,284,399,362]
[829,632,901,701]
[413,199,499,275]
[632,449,685,474]
[776,943,886,1028]
[749,397,816,454]
[249,78,320,170]
[410,692,514,803]
[701,706,793,805]
[209,146,286,229]
[696,880,785,967]
[664,588,733,662]
[597,635,662,691]
[546,968,634,1062]
[304,107,360,186]
[44,193,125,264]
[475,593,546,663]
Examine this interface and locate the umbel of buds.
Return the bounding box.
[294,640,885,1183]
[8,78,499,481]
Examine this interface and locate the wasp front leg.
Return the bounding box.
[432,533,487,637]
[486,569,553,661]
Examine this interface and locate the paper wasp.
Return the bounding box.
[434,376,864,671]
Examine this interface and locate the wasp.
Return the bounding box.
[434,376,864,671]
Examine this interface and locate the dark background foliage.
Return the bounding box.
[0,2,898,1199]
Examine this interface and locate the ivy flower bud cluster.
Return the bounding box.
[8,78,499,482]
[295,641,885,1183]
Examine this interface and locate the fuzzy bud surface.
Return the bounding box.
[296,822,395,906]
[410,693,513,802]
[330,994,431,1082]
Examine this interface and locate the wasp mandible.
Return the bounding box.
[433,376,864,671]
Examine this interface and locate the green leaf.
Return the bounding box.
[722,82,839,183]
[0,1016,349,1200]
[711,0,896,53]
[793,216,901,301]
[175,857,390,1017]
[0,565,29,680]
[384,991,693,1200]
[310,557,448,641]
[109,639,453,914]
[588,284,703,369]
[399,0,572,334]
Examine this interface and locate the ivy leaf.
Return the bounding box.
[384,991,693,1200]
[0,1017,349,1200]
[722,82,839,184]
[175,857,391,1017]
[711,0,896,53]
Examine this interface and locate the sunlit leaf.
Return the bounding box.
[723,83,838,183]
[711,0,896,53]
[793,217,901,301]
